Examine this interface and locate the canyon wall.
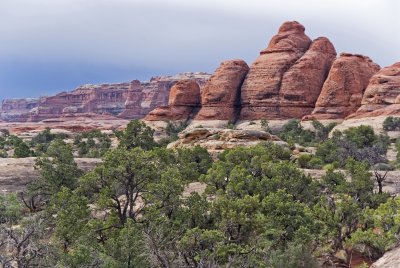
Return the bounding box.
[1,98,43,122]
[1,73,211,122]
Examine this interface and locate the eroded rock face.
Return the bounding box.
[349,62,400,118]
[1,73,211,122]
[1,98,43,122]
[145,80,201,121]
[279,37,336,118]
[168,128,283,154]
[240,21,312,119]
[304,53,380,120]
[119,72,210,119]
[195,60,249,120]
[29,83,131,121]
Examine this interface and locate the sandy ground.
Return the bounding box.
[0,157,101,193]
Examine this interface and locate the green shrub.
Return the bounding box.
[278,119,315,146]
[297,154,323,169]
[297,154,312,168]
[343,125,376,148]
[383,116,400,131]
[308,157,324,169]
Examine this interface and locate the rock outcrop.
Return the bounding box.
[239,21,312,119]
[279,37,336,118]
[145,80,201,121]
[1,73,211,122]
[349,62,400,118]
[168,128,283,154]
[304,53,380,120]
[1,98,43,122]
[119,72,210,119]
[30,83,130,121]
[195,60,249,121]
[371,246,400,268]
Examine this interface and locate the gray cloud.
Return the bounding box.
[0,0,399,98]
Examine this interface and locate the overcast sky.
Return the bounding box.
[0,0,399,99]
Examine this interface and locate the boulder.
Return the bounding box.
[195,60,249,120]
[304,53,380,120]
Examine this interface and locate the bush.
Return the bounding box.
[383,116,400,131]
[14,141,32,158]
[343,125,376,148]
[297,154,323,169]
[297,154,312,168]
[308,157,324,169]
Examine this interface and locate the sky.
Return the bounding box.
[0,0,399,99]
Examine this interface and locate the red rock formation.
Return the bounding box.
[1,98,42,122]
[240,21,312,119]
[279,37,336,118]
[195,60,249,120]
[304,53,380,120]
[119,73,210,119]
[1,73,210,122]
[30,83,130,121]
[348,62,400,118]
[145,80,201,121]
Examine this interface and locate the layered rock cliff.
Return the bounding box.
[31,82,131,121]
[1,98,43,122]
[1,73,211,122]
[119,73,210,119]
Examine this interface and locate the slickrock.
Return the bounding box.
[304,53,380,120]
[195,60,249,120]
[167,128,284,154]
[279,37,336,118]
[145,80,201,121]
[349,62,400,118]
[240,21,312,120]
[371,246,400,268]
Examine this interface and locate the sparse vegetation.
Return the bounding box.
[0,120,399,267]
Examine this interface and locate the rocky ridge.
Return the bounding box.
[1,72,211,122]
[3,21,400,125]
[146,21,389,123]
